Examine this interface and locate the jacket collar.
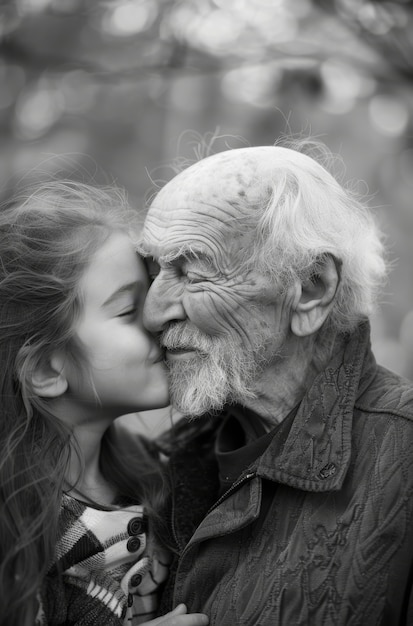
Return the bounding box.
[254,321,377,492]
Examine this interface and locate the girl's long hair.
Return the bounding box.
[0,181,166,626]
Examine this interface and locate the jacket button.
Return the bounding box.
[127,517,145,536]
[127,537,141,553]
[319,462,336,479]
[130,573,142,587]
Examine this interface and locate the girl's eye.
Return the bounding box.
[117,307,138,318]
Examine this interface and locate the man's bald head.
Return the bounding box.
[144,143,386,333]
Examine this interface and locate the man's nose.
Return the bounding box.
[143,274,186,333]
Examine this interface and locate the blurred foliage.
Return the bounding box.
[1,0,413,378]
[1,0,412,185]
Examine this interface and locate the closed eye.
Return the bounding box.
[117,307,138,319]
[186,272,205,284]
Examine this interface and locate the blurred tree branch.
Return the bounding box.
[1,0,412,85]
[314,0,413,82]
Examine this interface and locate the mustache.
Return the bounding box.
[160,323,215,354]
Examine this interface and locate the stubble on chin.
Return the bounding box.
[167,354,228,416]
[166,343,260,417]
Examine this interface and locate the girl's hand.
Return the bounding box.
[141,603,209,625]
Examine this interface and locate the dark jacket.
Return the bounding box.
[160,322,413,625]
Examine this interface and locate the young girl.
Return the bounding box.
[0,181,208,626]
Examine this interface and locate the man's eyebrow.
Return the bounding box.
[140,245,211,265]
[102,282,140,307]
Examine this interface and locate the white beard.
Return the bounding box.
[160,323,264,416]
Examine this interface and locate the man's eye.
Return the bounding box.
[186,272,204,284]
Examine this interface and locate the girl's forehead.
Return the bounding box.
[79,232,146,303]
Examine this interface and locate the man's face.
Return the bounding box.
[142,152,294,416]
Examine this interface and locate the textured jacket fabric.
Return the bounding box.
[159,322,413,625]
[37,495,170,625]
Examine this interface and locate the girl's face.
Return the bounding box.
[63,231,169,421]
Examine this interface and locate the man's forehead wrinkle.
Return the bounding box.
[149,198,251,233]
[142,218,225,261]
[163,231,229,262]
[144,209,257,272]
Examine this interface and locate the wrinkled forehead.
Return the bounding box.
[143,148,275,253]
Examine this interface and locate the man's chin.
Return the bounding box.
[166,347,254,415]
[169,380,228,417]
[171,398,221,417]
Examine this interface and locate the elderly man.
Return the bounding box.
[140,143,413,625]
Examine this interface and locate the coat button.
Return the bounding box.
[127,537,141,553]
[127,517,145,536]
[319,462,336,479]
[130,573,142,587]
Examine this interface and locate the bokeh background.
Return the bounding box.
[1,0,413,434]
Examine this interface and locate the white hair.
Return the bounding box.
[153,138,388,335]
[236,141,388,333]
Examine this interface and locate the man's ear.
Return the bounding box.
[291,255,341,337]
[30,352,68,398]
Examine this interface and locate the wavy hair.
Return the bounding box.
[245,140,388,332]
[0,181,165,625]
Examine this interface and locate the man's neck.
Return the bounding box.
[242,329,340,431]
